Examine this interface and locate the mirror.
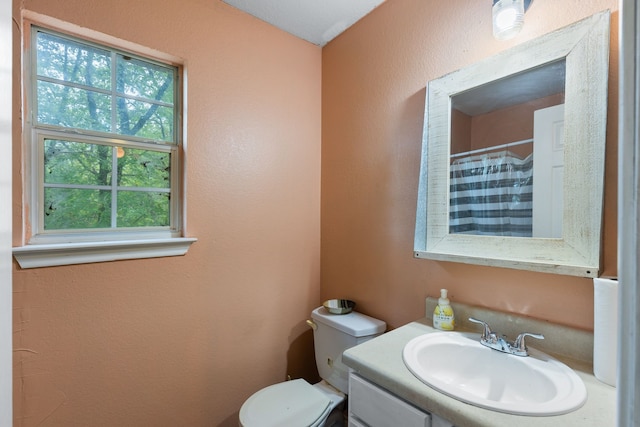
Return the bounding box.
[449,59,566,239]
[414,11,610,277]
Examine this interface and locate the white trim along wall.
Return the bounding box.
[0,0,13,424]
[617,0,639,425]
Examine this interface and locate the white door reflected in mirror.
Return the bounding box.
[532,104,565,238]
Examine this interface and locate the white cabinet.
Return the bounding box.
[348,373,455,427]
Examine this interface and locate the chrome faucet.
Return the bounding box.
[468,317,544,357]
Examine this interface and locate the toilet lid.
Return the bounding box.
[239,379,332,427]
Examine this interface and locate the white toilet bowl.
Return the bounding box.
[239,379,344,427]
[239,307,386,427]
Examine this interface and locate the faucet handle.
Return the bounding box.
[468,317,493,340]
[513,332,544,356]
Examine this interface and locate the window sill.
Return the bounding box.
[12,237,197,269]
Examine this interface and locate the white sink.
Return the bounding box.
[402,331,587,416]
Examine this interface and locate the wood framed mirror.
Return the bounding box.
[413,11,610,277]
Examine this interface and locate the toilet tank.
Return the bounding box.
[310,307,386,394]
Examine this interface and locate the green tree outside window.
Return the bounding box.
[33,28,179,234]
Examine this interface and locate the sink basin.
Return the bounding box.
[403,332,587,416]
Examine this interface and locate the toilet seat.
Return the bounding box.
[239,379,333,427]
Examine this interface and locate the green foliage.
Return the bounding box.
[44,188,111,230]
[44,139,112,186]
[43,138,171,229]
[36,29,175,142]
[36,29,177,232]
[117,191,170,227]
[118,148,170,189]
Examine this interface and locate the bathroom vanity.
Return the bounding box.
[343,300,616,427]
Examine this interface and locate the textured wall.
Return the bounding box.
[12,0,322,425]
[321,0,618,330]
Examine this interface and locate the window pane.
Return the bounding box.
[44,188,112,229]
[36,31,111,90]
[35,29,178,143]
[117,191,170,227]
[37,81,111,132]
[116,97,174,141]
[116,55,174,104]
[32,28,181,238]
[118,148,170,188]
[44,139,113,186]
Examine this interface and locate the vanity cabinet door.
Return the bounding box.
[348,373,431,427]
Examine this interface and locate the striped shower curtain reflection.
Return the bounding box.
[449,150,534,237]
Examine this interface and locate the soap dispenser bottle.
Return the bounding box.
[433,289,455,331]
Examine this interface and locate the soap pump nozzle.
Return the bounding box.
[438,288,450,306]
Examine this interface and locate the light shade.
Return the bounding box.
[492,0,525,40]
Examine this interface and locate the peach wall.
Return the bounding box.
[321,0,618,330]
[451,93,564,158]
[12,0,321,425]
[469,93,564,153]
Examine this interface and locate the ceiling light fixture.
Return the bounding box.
[492,0,533,40]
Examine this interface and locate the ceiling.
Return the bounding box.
[221,0,386,46]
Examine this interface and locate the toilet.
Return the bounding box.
[239,306,386,427]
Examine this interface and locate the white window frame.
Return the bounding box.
[13,14,196,268]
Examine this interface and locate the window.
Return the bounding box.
[14,24,195,268]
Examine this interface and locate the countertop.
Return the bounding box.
[342,318,616,427]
